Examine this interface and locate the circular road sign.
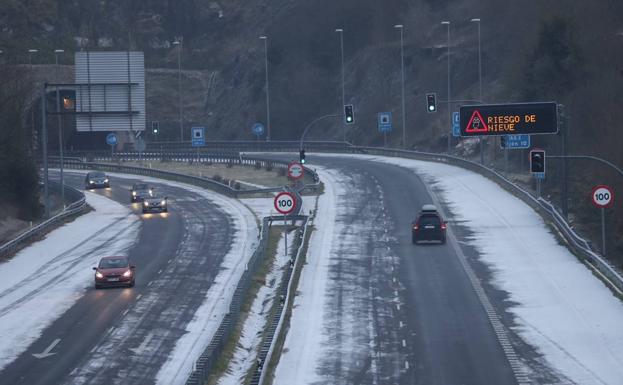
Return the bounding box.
[106,133,118,146]
[274,192,296,215]
[252,123,265,136]
[591,185,614,208]
[287,162,304,180]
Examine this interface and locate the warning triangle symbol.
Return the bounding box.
[465,110,488,133]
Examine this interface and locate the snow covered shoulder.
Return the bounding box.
[0,191,140,370]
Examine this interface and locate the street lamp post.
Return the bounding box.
[395,24,406,149]
[259,36,271,141]
[471,18,484,165]
[441,21,451,154]
[54,49,65,208]
[335,28,345,142]
[172,39,183,142]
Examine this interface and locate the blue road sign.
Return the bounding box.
[191,127,205,147]
[534,172,545,180]
[452,111,460,137]
[106,133,117,146]
[252,123,265,137]
[378,112,392,133]
[501,134,531,149]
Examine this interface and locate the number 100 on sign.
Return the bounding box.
[274,192,296,215]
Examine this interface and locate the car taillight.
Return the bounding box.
[413,224,419,231]
[441,222,447,230]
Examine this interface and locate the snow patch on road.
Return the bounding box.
[0,191,139,370]
[343,154,623,385]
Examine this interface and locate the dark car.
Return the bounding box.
[93,256,135,288]
[130,183,153,203]
[142,196,168,213]
[412,204,447,244]
[85,171,110,189]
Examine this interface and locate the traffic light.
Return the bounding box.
[426,93,437,113]
[530,149,545,173]
[152,121,159,135]
[299,149,306,164]
[344,104,354,124]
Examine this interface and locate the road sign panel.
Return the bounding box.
[287,162,304,180]
[274,192,296,215]
[252,123,265,136]
[452,111,460,137]
[106,133,117,146]
[459,102,558,137]
[534,172,545,180]
[191,127,205,147]
[591,185,614,208]
[501,134,530,149]
[378,112,392,133]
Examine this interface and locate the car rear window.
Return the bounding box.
[419,215,441,226]
[99,258,129,269]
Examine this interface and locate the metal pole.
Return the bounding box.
[174,40,183,142]
[601,207,606,256]
[336,29,345,142]
[471,18,484,165]
[260,36,271,141]
[560,104,568,219]
[41,86,49,218]
[395,25,406,149]
[284,214,288,258]
[441,22,451,153]
[54,50,65,208]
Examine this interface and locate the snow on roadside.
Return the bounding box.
[218,230,294,385]
[339,154,623,385]
[274,167,339,384]
[0,191,140,370]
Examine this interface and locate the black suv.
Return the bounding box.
[85,171,110,189]
[142,196,168,213]
[412,204,447,244]
[130,183,153,203]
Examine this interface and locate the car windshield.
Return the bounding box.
[90,172,105,178]
[99,258,129,269]
[133,184,149,190]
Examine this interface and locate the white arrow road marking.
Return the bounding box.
[129,332,154,355]
[32,338,61,359]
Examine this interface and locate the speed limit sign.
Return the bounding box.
[591,185,614,208]
[274,192,296,215]
[287,162,304,179]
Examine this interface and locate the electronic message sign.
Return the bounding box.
[459,102,558,137]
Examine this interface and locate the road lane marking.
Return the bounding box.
[402,339,406,347]
[158,269,163,274]
[129,332,154,355]
[122,309,129,316]
[32,338,61,359]
[399,321,403,328]
[148,281,153,286]
[136,294,142,300]
[405,361,409,369]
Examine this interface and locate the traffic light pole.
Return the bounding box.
[299,113,341,150]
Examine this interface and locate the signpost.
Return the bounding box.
[287,162,304,180]
[274,192,296,261]
[191,127,205,147]
[500,134,531,149]
[106,133,117,158]
[459,102,558,137]
[378,112,392,147]
[591,185,614,257]
[252,123,265,140]
[452,111,460,137]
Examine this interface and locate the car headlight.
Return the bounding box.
[95,271,104,279]
[144,202,149,206]
[132,191,137,196]
[123,269,132,278]
[90,180,94,184]
[161,200,166,205]
[104,178,109,183]
[149,190,153,195]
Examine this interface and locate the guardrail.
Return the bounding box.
[0,181,87,258]
[252,215,310,385]
[49,159,320,198]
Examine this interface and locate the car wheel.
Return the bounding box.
[142,209,147,213]
[163,208,168,213]
[129,280,135,288]
[441,237,446,244]
[412,235,417,245]
[95,284,101,289]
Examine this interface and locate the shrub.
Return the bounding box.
[254,161,262,170]
[212,174,222,183]
[265,162,274,171]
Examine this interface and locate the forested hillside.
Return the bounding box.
[1,0,621,260]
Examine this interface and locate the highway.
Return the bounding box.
[268,154,530,385]
[0,172,238,385]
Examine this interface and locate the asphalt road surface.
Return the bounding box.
[0,172,235,385]
[266,153,534,385]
